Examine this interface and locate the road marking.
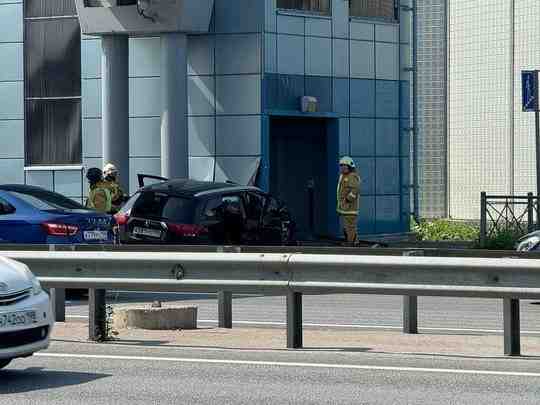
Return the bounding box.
[64,315,540,335]
[35,352,540,378]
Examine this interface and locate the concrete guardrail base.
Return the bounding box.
[113,306,198,330]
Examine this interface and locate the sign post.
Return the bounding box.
[522,71,540,196]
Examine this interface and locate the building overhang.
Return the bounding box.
[74,0,214,36]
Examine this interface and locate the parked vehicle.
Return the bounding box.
[0,185,115,244]
[116,176,295,245]
[0,257,53,370]
[515,231,540,252]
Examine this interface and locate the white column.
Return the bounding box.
[160,33,189,179]
[101,35,130,192]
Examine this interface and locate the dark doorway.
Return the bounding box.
[270,117,329,239]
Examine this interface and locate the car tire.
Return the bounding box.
[0,359,12,370]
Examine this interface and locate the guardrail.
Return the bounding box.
[0,242,540,257]
[3,250,540,356]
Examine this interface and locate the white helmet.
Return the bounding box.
[103,163,118,178]
[339,156,356,169]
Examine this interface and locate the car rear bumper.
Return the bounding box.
[0,291,53,360]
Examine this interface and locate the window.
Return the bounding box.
[0,198,15,215]
[132,192,196,223]
[24,0,82,166]
[350,0,398,21]
[203,195,245,220]
[244,193,265,223]
[8,190,84,211]
[276,0,331,15]
[85,0,137,6]
[263,197,281,225]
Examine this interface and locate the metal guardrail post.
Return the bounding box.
[403,296,418,334]
[287,291,303,349]
[402,251,421,334]
[218,291,232,329]
[503,298,520,356]
[480,192,487,248]
[89,289,107,341]
[527,192,534,233]
[49,288,66,322]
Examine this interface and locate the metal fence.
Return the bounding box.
[480,192,540,247]
[4,250,540,356]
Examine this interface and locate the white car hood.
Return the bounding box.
[0,257,33,294]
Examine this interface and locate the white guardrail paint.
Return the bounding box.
[1,251,537,355]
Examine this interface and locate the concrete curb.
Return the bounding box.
[113,306,198,330]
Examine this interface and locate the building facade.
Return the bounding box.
[0,0,412,236]
[417,0,540,220]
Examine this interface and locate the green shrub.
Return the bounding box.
[411,218,525,250]
[412,218,479,242]
[482,227,523,250]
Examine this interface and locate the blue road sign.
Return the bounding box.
[522,71,539,112]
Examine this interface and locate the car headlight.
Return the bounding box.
[31,276,43,295]
[22,267,43,295]
[517,235,540,252]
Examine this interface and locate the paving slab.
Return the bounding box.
[50,321,540,357]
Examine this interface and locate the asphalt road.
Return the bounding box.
[3,340,540,404]
[66,292,540,333]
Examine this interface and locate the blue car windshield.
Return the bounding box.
[8,190,85,212]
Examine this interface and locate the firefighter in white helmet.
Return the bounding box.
[337,156,361,245]
[103,163,126,214]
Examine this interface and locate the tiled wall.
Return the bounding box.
[448,0,512,219]
[0,0,25,184]
[81,0,265,195]
[422,0,540,220]
[263,0,410,234]
[513,1,540,196]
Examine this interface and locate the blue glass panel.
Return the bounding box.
[376,80,399,118]
[375,195,400,233]
[305,76,332,113]
[375,119,399,156]
[333,78,349,115]
[264,73,305,111]
[350,79,375,117]
[375,157,399,195]
[350,118,375,156]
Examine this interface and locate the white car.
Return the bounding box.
[0,257,53,370]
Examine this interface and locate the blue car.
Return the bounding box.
[0,184,115,245]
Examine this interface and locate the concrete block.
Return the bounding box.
[113,305,197,330]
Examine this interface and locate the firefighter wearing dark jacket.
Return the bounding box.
[337,156,361,244]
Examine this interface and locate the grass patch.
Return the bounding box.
[412,218,479,242]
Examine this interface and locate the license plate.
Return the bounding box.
[0,311,37,329]
[84,230,109,241]
[133,227,162,239]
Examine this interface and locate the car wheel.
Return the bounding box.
[0,359,12,370]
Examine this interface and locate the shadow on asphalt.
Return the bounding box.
[0,367,110,394]
[52,338,374,353]
[304,347,540,360]
[48,333,540,359]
